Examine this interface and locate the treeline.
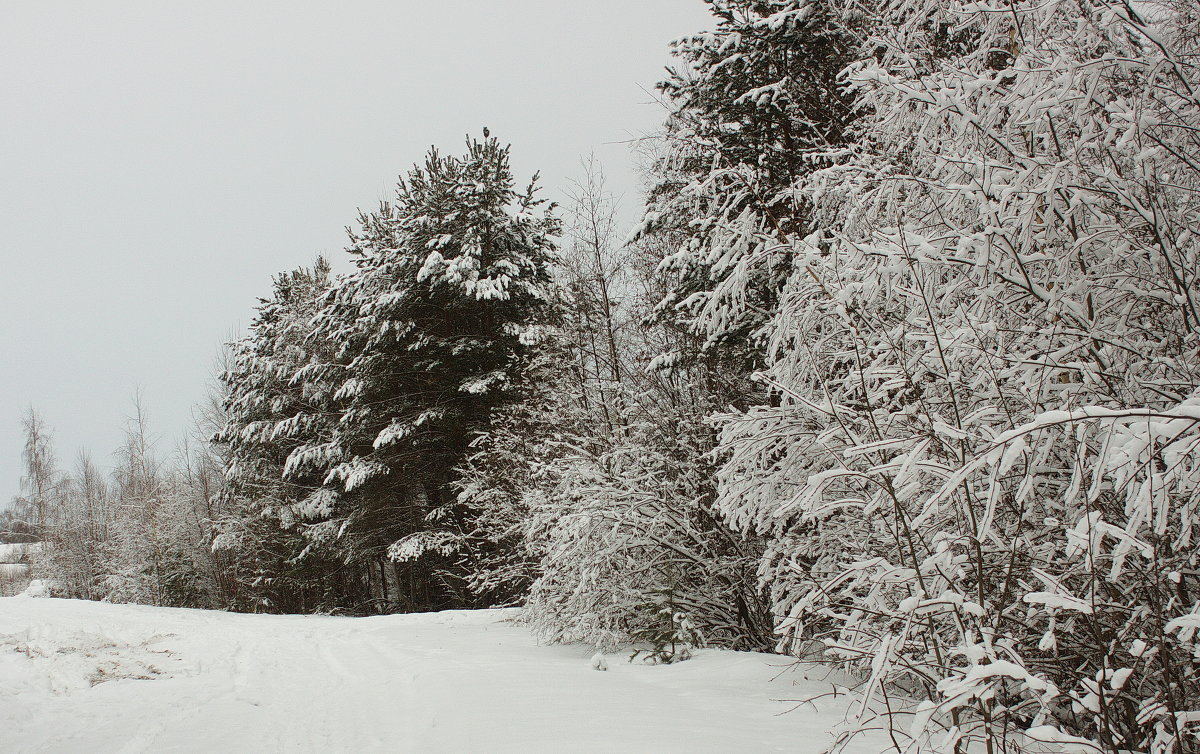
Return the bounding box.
[7,400,228,605]
[11,1,1200,752]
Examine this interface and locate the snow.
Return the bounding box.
[0,542,41,562]
[13,578,56,598]
[0,563,30,579]
[0,598,883,753]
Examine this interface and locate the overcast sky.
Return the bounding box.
[1,1,713,504]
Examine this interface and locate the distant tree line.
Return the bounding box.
[6,398,228,606]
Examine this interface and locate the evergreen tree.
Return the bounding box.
[291,132,559,609]
[635,0,863,380]
[216,258,357,612]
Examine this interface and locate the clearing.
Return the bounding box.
[0,597,878,753]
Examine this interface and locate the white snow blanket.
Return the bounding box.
[0,598,880,753]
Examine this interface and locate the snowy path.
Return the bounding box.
[0,598,877,753]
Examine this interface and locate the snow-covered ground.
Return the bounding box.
[0,597,882,753]
[0,544,38,597]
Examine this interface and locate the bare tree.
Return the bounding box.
[15,407,61,534]
[561,156,632,438]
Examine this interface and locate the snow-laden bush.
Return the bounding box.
[707,0,1200,750]
[524,415,768,654]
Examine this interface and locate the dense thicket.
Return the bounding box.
[703,1,1200,751]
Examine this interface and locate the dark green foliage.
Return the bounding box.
[637,0,864,375]
[217,133,558,613]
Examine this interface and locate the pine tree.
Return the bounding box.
[292,132,559,610]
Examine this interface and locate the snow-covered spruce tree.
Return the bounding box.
[293,132,558,610]
[635,0,863,381]
[216,259,365,613]
[712,0,1200,750]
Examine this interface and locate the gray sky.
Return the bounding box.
[1,0,712,504]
